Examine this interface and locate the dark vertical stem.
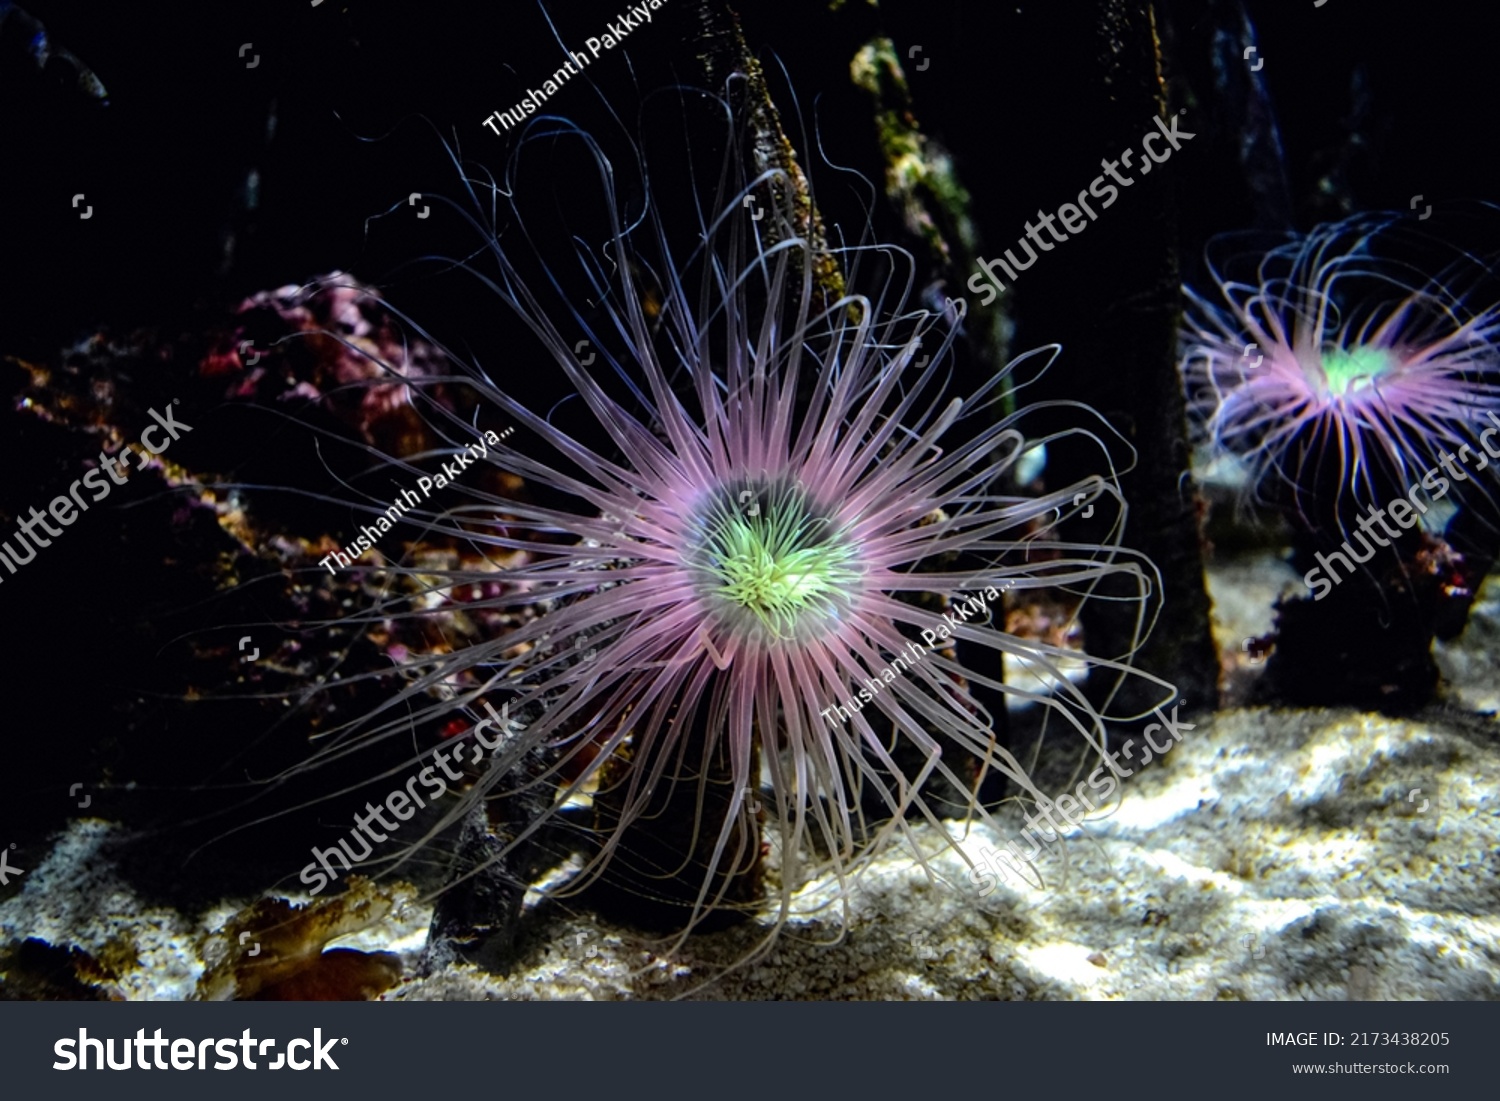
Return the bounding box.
[1023,1,1219,717]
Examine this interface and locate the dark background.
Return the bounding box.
[5,0,1498,356]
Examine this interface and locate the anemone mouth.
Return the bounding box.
[686,478,863,646]
[1317,343,1399,396]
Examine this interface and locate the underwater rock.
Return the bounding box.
[200,274,464,457]
[382,699,1500,999]
[197,878,410,1001]
[0,938,118,1002]
[12,680,1492,1000]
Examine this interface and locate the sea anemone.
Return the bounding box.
[1180,207,1500,712]
[1180,207,1500,531]
[265,81,1172,956]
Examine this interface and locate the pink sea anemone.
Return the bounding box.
[272,82,1173,955]
[1180,207,1500,530]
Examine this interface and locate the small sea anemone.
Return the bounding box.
[267,80,1172,958]
[1180,207,1500,530]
